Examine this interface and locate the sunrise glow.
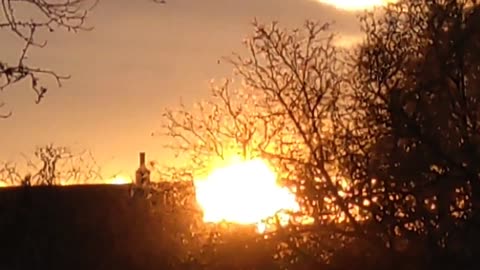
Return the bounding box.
[194,157,304,233]
[104,175,132,185]
[316,0,395,10]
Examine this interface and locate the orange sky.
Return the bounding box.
[0,0,363,179]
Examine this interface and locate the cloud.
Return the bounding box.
[312,0,394,11]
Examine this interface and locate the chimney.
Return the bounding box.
[139,152,146,166]
[135,152,150,185]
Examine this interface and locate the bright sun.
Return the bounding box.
[316,0,395,10]
[194,157,303,233]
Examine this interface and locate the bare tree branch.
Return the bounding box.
[0,0,96,116]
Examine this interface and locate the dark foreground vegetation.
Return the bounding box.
[0,184,283,270]
[0,182,478,270]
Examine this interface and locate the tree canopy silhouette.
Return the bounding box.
[347,0,480,267]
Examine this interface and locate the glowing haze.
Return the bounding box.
[103,175,132,185]
[194,157,301,232]
[59,175,131,186]
[316,0,395,10]
[0,175,131,187]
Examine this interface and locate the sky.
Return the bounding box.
[0,0,366,179]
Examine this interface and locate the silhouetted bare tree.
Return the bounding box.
[160,19,373,269]
[0,144,101,186]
